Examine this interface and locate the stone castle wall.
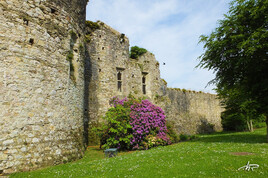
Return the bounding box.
[155,88,224,135]
[86,22,162,123]
[86,22,223,137]
[0,0,88,174]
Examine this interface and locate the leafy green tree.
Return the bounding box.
[198,0,268,141]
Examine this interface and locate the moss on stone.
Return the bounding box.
[162,79,167,85]
[66,51,74,62]
[138,63,143,71]
[85,21,100,31]
[42,20,67,38]
[84,34,91,43]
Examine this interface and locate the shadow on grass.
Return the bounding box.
[192,128,267,144]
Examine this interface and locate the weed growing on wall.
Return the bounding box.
[130,46,147,59]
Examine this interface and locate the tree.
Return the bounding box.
[198,0,268,141]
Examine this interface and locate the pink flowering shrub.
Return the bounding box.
[129,99,170,149]
[97,96,171,150]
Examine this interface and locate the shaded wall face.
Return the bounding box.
[155,88,224,135]
[0,0,87,174]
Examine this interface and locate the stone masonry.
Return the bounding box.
[0,0,88,174]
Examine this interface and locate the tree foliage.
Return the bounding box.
[198,0,268,140]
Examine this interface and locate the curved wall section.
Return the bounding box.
[0,0,88,173]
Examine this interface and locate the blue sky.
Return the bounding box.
[86,0,232,93]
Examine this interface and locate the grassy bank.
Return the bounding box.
[11,127,268,177]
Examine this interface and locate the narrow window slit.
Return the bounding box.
[51,8,56,14]
[23,18,29,26]
[117,71,122,92]
[29,38,34,45]
[142,75,146,94]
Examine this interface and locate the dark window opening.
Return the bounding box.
[98,57,100,60]
[99,69,101,72]
[117,72,122,80]
[102,47,105,50]
[74,49,78,53]
[118,81,122,92]
[142,76,146,84]
[23,18,29,26]
[117,71,122,92]
[99,35,102,38]
[29,38,34,45]
[143,85,146,95]
[142,76,146,94]
[51,8,56,13]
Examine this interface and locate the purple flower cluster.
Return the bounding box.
[109,96,128,107]
[129,100,170,149]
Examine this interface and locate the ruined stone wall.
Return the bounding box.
[86,21,223,137]
[86,22,162,124]
[155,87,224,135]
[0,0,88,174]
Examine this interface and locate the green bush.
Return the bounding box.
[96,104,133,150]
[130,46,147,59]
[179,134,189,141]
[140,135,167,150]
[189,135,199,140]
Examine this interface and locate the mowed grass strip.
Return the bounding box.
[11,128,268,178]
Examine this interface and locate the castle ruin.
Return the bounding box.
[0,0,223,174]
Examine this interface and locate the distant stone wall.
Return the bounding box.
[0,0,88,174]
[155,87,224,135]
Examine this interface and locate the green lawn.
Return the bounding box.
[11,127,268,177]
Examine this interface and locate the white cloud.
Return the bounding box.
[86,0,232,93]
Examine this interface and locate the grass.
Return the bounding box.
[11,127,268,177]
